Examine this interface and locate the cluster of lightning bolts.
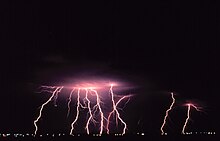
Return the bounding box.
[33,84,131,136]
[160,93,202,135]
[34,85,202,136]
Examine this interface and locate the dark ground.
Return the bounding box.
[2,134,219,141]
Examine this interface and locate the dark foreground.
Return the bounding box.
[1,135,218,141]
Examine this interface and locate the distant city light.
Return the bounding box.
[0,131,217,138]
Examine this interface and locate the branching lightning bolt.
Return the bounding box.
[34,83,132,136]
[181,103,201,134]
[85,89,94,135]
[34,86,63,136]
[160,92,175,135]
[106,84,129,135]
[68,88,105,135]
[90,89,104,135]
[70,88,81,136]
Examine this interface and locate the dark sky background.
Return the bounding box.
[0,1,218,136]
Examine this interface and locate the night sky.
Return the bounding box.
[1,1,218,136]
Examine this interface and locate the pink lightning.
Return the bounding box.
[84,89,94,135]
[34,82,132,136]
[67,88,75,117]
[160,92,175,135]
[182,103,201,134]
[90,89,104,135]
[106,84,129,135]
[34,86,63,136]
[70,88,81,136]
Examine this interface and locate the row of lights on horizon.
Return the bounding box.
[162,132,216,136]
[0,133,141,137]
[0,132,216,137]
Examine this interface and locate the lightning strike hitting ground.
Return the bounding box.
[34,82,131,136]
[70,89,81,135]
[69,86,130,136]
[160,92,175,135]
[69,88,105,136]
[34,86,63,136]
[181,103,201,134]
[106,84,130,135]
[90,89,104,135]
[84,89,94,135]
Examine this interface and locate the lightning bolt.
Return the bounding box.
[90,89,104,135]
[84,89,94,135]
[67,88,75,118]
[181,103,201,134]
[106,84,129,135]
[33,86,63,136]
[70,88,81,136]
[160,92,175,135]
